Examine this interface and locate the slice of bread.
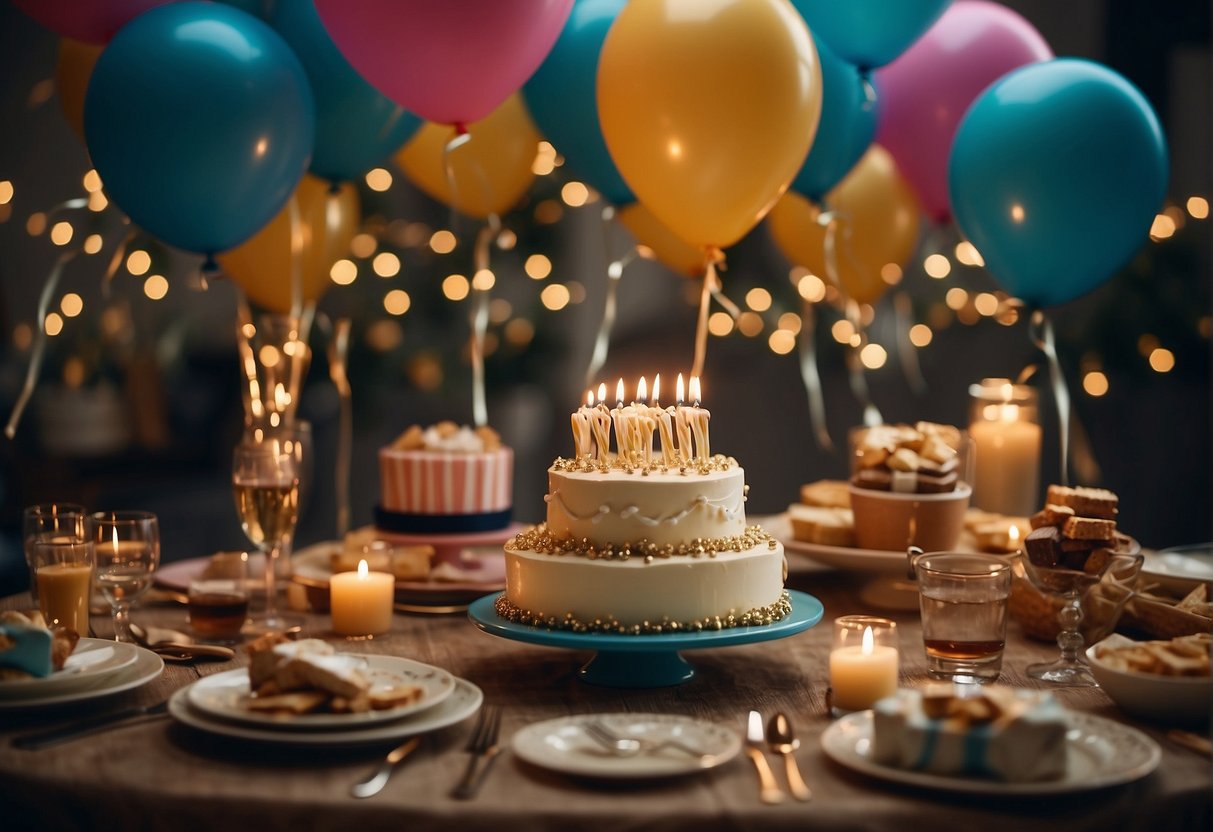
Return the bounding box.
[799,479,851,509]
[788,503,855,547]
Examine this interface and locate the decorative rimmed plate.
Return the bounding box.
[512,713,741,779]
[186,654,456,729]
[1142,543,1213,595]
[0,646,163,710]
[0,638,139,697]
[821,710,1161,795]
[169,676,483,745]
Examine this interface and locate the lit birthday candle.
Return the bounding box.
[651,374,678,468]
[611,378,638,465]
[634,376,656,466]
[687,375,710,461]
[571,389,594,460]
[589,382,613,465]
[673,373,694,465]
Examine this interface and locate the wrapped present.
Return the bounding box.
[872,685,1068,782]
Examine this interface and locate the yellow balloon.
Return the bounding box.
[768,145,920,306]
[218,174,359,313]
[56,37,103,141]
[395,93,539,219]
[598,0,821,250]
[617,202,708,278]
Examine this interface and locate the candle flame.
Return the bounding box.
[652,373,661,406]
[1000,382,1014,401]
[585,389,594,407]
[615,378,625,408]
[358,558,368,578]
[862,625,874,655]
[689,375,702,406]
[111,524,119,554]
[636,376,647,403]
[597,382,607,403]
[1008,523,1021,544]
[676,373,685,406]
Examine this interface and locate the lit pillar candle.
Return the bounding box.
[330,559,394,636]
[829,617,899,713]
[673,373,693,465]
[969,379,1042,517]
[571,389,594,460]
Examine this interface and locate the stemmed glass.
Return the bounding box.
[92,511,160,643]
[232,425,304,632]
[1021,541,1142,686]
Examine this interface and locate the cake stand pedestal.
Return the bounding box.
[468,590,824,688]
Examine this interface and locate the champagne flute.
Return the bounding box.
[233,428,303,632]
[92,511,160,643]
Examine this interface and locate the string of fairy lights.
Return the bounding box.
[1,136,1208,403]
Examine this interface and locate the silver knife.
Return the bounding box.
[350,736,422,798]
[14,700,169,750]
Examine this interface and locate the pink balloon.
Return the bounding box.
[315,0,573,126]
[12,0,171,44]
[874,0,1052,222]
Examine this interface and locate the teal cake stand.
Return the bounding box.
[467,590,824,688]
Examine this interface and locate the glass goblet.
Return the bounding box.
[233,428,303,632]
[1021,539,1142,686]
[92,511,160,643]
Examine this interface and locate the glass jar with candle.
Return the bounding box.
[968,378,1041,518]
[829,616,899,715]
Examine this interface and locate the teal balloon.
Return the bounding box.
[949,59,1168,307]
[271,0,421,183]
[790,36,878,202]
[84,2,314,256]
[793,0,951,70]
[523,0,633,205]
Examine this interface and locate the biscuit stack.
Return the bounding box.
[851,422,961,494]
[1024,485,1121,574]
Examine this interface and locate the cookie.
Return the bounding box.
[1045,485,1119,520]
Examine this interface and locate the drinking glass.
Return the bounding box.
[92,511,160,643]
[911,551,1012,684]
[232,426,303,632]
[25,504,93,635]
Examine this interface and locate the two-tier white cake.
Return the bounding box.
[498,376,788,633]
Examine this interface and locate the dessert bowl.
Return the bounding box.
[849,482,971,552]
[1087,636,1211,726]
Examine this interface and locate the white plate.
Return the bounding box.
[0,646,164,710]
[169,675,483,745]
[821,710,1160,795]
[186,654,456,729]
[0,638,139,697]
[1142,543,1213,595]
[512,713,742,779]
[291,539,508,595]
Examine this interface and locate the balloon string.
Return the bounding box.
[234,294,262,424]
[691,258,721,381]
[844,297,882,427]
[101,225,135,299]
[798,297,833,451]
[287,191,304,320]
[5,246,81,439]
[860,74,878,110]
[322,315,353,538]
[584,205,634,388]
[469,214,500,429]
[1030,309,1070,485]
[893,290,927,395]
[378,105,406,142]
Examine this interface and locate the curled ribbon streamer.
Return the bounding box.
[287,191,304,320]
[798,298,834,451]
[893,290,928,395]
[321,314,353,537]
[101,225,135,299]
[691,254,725,382]
[234,295,261,423]
[5,247,81,439]
[1030,309,1070,485]
[844,297,882,427]
[584,207,636,389]
[468,215,499,429]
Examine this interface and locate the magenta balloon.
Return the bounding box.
[874,0,1051,222]
[314,0,573,126]
[12,0,171,44]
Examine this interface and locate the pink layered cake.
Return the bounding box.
[376,422,513,534]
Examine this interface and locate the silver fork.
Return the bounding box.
[583,720,717,764]
[451,706,502,800]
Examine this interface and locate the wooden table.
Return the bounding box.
[1,565,1209,831]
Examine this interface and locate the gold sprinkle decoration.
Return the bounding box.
[493,591,793,635]
[506,524,777,560]
[551,453,737,476]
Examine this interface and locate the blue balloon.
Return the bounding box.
[790,36,878,203]
[793,0,951,71]
[85,2,313,256]
[523,0,633,205]
[271,0,421,183]
[949,59,1168,308]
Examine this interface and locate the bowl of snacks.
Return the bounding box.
[1087,633,1211,725]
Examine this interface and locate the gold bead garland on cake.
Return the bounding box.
[506,523,778,561]
[550,453,736,477]
[493,590,793,634]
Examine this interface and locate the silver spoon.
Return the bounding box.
[766,712,812,801]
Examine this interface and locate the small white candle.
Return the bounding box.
[571,389,594,460]
[589,382,613,466]
[673,373,693,464]
[830,624,899,712]
[687,376,710,461]
[330,559,394,636]
[969,381,1042,517]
